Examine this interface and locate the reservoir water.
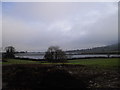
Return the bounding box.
[15,52,120,59]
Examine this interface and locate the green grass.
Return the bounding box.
[2,58,120,69]
[68,58,120,68]
[2,59,64,65]
[2,59,40,64]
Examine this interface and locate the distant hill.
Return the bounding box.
[66,43,119,54]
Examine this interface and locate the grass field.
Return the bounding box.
[2,59,40,64]
[68,58,120,68]
[2,58,120,69]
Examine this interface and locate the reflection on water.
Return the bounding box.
[15,53,120,59]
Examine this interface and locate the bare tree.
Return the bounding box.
[4,46,15,58]
[44,46,67,62]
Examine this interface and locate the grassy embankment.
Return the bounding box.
[2,58,120,69]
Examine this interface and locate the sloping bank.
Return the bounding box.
[2,64,120,89]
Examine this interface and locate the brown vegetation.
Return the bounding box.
[2,64,120,89]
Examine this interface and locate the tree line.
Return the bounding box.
[3,46,67,63]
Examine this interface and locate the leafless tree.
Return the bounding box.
[4,46,15,58]
[44,46,67,62]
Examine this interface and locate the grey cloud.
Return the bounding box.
[2,2,118,51]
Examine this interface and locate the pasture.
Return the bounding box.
[68,58,119,69]
[3,58,120,69]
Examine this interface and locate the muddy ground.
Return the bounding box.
[2,64,120,89]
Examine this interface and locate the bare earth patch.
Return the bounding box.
[2,64,120,89]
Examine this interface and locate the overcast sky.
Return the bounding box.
[2,2,118,52]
